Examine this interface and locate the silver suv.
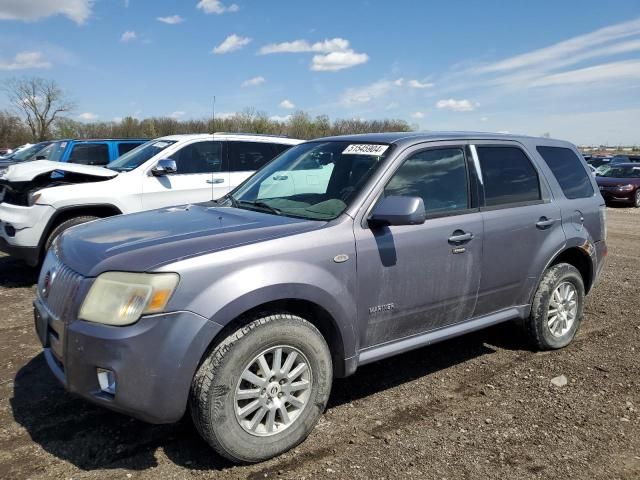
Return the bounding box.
[34,132,607,463]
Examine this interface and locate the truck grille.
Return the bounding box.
[38,251,85,323]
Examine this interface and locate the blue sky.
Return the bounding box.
[1,0,639,145]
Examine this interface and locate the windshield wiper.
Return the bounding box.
[237,199,282,215]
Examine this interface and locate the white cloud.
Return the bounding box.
[411,111,425,119]
[311,51,369,71]
[121,30,137,42]
[279,99,295,109]
[0,51,51,71]
[212,34,251,54]
[529,59,640,87]
[0,0,93,24]
[340,79,400,106]
[259,38,351,55]
[270,115,292,122]
[477,17,640,74]
[408,79,434,89]
[393,78,404,86]
[78,112,98,121]
[157,15,184,24]
[480,116,489,122]
[259,37,368,72]
[196,0,238,15]
[241,76,265,87]
[113,116,123,122]
[436,98,478,112]
[169,111,186,119]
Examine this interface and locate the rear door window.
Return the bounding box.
[68,143,110,166]
[536,146,594,199]
[477,146,541,207]
[228,141,279,172]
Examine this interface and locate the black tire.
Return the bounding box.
[634,190,640,208]
[525,262,585,350]
[44,216,99,252]
[190,313,332,464]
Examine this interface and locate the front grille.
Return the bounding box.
[38,251,85,323]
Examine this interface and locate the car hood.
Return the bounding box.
[1,160,117,182]
[57,204,325,277]
[596,176,640,186]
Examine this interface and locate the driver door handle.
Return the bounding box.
[448,231,474,244]
[536,217,557,229]
[207,178,225,184]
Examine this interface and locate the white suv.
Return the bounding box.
[0,133,301,266]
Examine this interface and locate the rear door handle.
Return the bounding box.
[536,217,557,229]
[207,178,225,184]
[448,230,474,244]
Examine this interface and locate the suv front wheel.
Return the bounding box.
[525,262,585,350]
[190,313,332,463]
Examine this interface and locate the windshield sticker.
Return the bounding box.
[343,144,389,156]
[60,142,67,148]
[153,141,170,148]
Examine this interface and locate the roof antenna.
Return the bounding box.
[211,96,216,135]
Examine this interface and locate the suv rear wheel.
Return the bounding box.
[525,262,585,350]
[190,313,332,463]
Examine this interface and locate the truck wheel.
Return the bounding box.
[190,313,332,464]
[44,216,99,252]
[525,262,585,350]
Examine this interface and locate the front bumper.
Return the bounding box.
[35,298,224,424]
[0,236,40,265]
[0,203,55,264]
[599,190,635,203]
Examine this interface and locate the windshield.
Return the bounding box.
[9,143,49,162]
[227,141,392,220]
[599,166,640,178]
[108,139,177,172]
[37,141,68,162]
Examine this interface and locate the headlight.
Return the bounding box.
[79,272,179,326]
[28,191,42,206]
[616,184,634,192]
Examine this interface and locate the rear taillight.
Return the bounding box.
[599,204,607,241]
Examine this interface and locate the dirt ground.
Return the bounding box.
[0,207,638,480]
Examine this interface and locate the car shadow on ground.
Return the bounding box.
[10,322,527,473]
[0,255,39,288]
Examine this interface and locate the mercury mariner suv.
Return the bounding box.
[0,133,301,265]
[33,132,607,463]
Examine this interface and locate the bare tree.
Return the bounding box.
[4,77,74,141]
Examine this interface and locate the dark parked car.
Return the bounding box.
[587,156,612,168]
[609,154,640,165]
[34,132,607,463]
[0,142,52,171]
[596,163,640,207]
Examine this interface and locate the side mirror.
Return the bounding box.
[152,159,177,176]
[368,196,426,227]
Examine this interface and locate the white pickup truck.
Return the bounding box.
[0,133,301,266]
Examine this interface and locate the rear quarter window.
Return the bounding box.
[536,146,594,199]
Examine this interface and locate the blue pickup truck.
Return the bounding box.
[32,138,148,166]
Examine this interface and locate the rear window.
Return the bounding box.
[537,146,594,199]
[476,146,541,207]
[68,143,110,166]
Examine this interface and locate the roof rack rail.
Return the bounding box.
[213,132,290,138]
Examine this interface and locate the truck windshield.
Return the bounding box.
[108,140,177,172]
[37,141,67,162]
[228,141,392,220]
